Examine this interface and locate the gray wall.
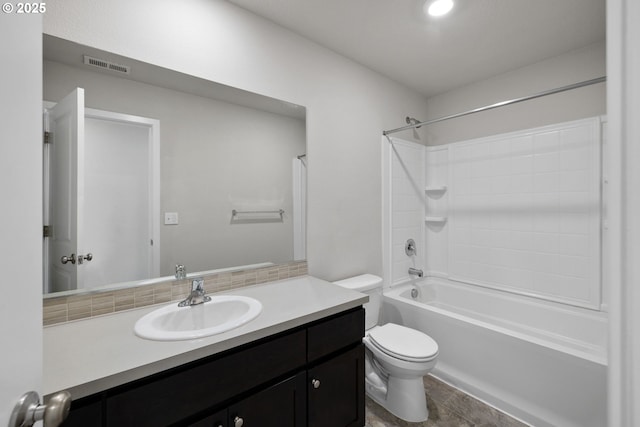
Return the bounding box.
[44,60,305,276]
[423,42,606,145]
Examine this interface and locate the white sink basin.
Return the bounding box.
[134,295,262,341]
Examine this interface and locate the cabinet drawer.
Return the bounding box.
[106,330,306,427]
[307,308,364,362]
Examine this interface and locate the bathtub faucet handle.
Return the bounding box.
[405,239,417,256]
[408,268,423,278]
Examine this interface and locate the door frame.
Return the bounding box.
[85,107,161,282]
[0,13,43,425]
[43,103,161,292]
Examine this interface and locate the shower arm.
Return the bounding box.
[383,76,606,136]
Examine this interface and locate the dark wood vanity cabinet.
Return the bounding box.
[60,307,364,427]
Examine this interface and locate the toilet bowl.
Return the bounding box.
[333,274,439,422]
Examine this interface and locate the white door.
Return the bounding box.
[83,113,157,288]
[0,13,44,425]
[47,89,85,292]
[44,105,160,293]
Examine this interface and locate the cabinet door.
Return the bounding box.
[308,345,364,427]
[228,373,306,427]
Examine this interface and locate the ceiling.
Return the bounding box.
[227,0,606,98]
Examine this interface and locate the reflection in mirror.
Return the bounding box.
[43,35,307,296]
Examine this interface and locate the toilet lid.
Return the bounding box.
[368,323,438,362]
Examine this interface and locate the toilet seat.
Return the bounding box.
[368,323,438,363]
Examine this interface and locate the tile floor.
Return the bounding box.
[365,375,529,427]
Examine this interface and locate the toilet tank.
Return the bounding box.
[333,274,383,330]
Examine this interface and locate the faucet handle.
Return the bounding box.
[175,264,186,279]
[405,238,417,256]
[192,278,204,292]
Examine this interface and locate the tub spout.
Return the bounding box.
[408,268,423,278]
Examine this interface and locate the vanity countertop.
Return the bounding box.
[43,275,368,399]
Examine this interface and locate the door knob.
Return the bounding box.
[234,416,244,427]
[78,253,93,264]
[60,254,76,265]
[9,390,71,427]
[311,378,321,389]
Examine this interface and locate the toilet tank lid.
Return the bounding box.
[333,274,382,291]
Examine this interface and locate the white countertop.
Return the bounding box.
[43,275,367,399]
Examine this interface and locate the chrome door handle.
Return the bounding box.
[234,416,244,427]
[60,254,76,265]
[10,390,71,427]
[311,378,321,389]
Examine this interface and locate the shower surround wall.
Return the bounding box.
[428,117,603,309]
[386,139,426,286]
[387,117,603,307]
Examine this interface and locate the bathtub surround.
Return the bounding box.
[385,116,605,305]
[430,117,603,309]
[43,261,307,326]
[382,117,607,426]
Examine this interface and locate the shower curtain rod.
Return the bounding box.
[382,76,606,136]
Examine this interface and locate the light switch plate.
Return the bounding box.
[164,212,179,225]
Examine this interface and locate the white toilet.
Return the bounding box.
[334,274,438,422]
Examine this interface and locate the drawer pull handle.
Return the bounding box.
[312,378,321,389]
[234,416,244,427]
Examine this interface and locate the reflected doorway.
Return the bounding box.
[44,89,160,293]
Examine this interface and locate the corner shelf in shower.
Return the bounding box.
[424,185,447,194]
[425,216,447,223]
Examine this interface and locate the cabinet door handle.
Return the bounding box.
[234,416,244,427]
[311,378,321,389]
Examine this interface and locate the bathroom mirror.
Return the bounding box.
[43,34,307,296]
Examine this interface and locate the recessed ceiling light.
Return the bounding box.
[425,0,454,17]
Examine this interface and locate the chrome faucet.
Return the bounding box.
[178,278,211,307]
[408,267,423,278]
[175,264,186,280]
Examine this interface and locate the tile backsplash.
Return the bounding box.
[43,261,307,326]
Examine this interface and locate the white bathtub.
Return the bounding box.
[381,278,607,427]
